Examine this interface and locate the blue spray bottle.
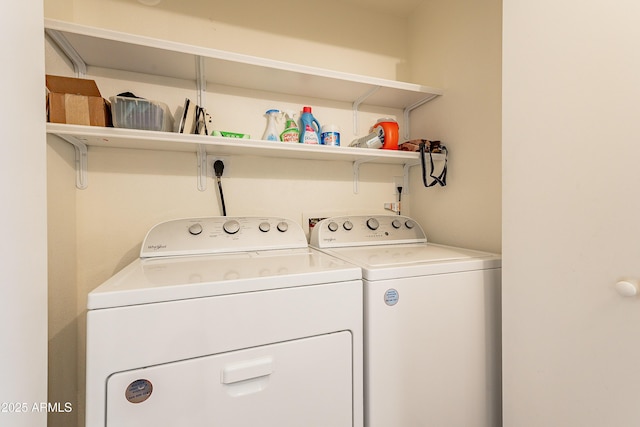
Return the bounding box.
[299,106,321,144]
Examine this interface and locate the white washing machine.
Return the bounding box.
[310,215,502,427]
[85,216,363,427]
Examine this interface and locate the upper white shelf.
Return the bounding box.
[44,19,443,111]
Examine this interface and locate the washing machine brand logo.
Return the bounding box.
[323,237,337,243]
[147,244,167,251]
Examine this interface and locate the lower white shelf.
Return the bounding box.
[46,123,442,192]
[46,123,422,163]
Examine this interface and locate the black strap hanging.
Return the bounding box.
[419,140,448,187]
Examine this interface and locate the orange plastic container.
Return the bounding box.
[371,118,399,150]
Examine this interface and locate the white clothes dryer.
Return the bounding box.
[85,216,363,427]
[310,215,501,427]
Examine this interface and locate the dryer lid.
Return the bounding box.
[88,248,361,310]
[89,217,362,310]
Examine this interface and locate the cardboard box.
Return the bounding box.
[46,75,111,127]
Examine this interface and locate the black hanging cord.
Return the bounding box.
[217,177,227,216]
[419,141,448,187]
[213,160,227,216]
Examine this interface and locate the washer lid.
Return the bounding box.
[87,248,361,310]
[321,243,501,281]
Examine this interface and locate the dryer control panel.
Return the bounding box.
[310,215,427,248]
[141,217,307,258]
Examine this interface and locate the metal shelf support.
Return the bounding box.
[402,161,421,195]
[352,86,380,135]
[196,56,206,106]
[352,158,376,194]
[195,56,209,191]
[197,144,208,192]
[55,134,89,189]
[45,29,87,77]
[402,94,440,140]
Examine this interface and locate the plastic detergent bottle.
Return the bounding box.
[262,109,280,141]
[299,106,320,144]
[280,111,300,142]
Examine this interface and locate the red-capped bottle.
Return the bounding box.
[299,106,321,144]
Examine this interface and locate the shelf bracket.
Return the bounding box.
[195,56,206,106]
[402,94,440,140]
[55,134,89,189]
[195,56,208,191]
[197,144,208,191]
[402,161,421,195]
[352,86,380,135]
[45,29,87,77]
[352,158,375,194]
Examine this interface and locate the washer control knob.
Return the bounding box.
[343,221,353,231]
[277,221,289,232]
[328,221,339,232]
[259,222,271,232]
[367,218,379,230]
[223,220,240,234]
[405,220,416,229]
[392,219,402,229]
[188,223,203,235]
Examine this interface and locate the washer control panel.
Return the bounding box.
[310,215,427,248]
[141,217,307,258]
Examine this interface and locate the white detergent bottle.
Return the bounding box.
[262,109,281,141]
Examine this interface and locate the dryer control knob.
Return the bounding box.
[392,219,402,229]
[223,220,240,234]
[343,221,353,231]
[188,223,203,235]
[367,218,379,230]
[328,221,339,232]
[405,220,415,229]
[259,222,271,232]
[277,221,289,232]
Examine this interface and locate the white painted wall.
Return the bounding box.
[406,0,502,253]
[0,3,48,427]
[503,0,640,425]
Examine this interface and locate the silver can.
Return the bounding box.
[349,131,383,149]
